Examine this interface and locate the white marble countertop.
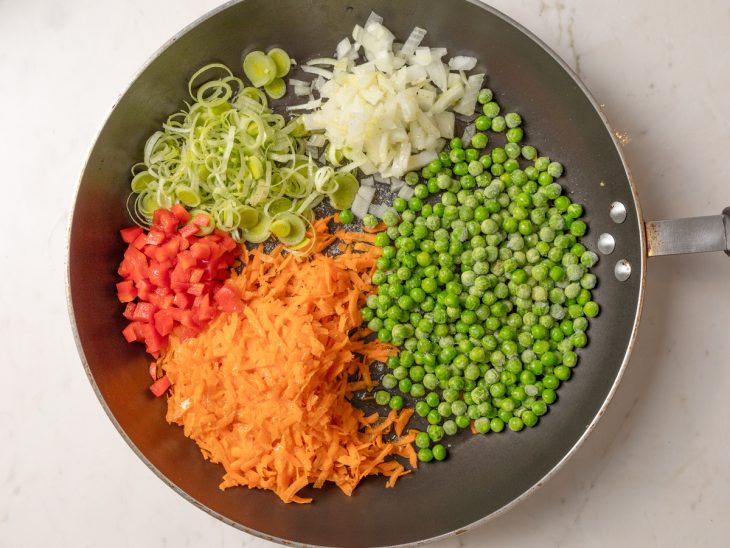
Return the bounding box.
[2,0,729,546]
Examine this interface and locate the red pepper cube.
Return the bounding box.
[154,309,175,337]
[153,209,179,235]
[173,292,191,309]
[187,283,205,296]
[189,268,205,284]
[145,229,166,246]
[122,302,137,320]
[149,370,167,392]
[177,251,197,272]
[192,213,211,227]
[190,242,211,260]
[179,223,199,239]
[132,302,156,322]
[120,226,144,244]
[214,286,243,313]
[116,280,137,303]
[122,322,139,343]
[171,204,191,224]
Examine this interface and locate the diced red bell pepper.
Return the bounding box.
[192,213,210,227]
[148,263,170,288]
[120,226,144,244]
[122,302,137,320]
[170,204,191,224]
[132,302,156,322]
[141,323,164,356]
[149,375,171,397]
[145,229,166,246]
[122,322,139,343]
[189,268,205,284]
[123,246,148,279]
[190,242,211,261]
[214,286,243,313]
[154,309,175,337]
[177,250,197,271]
[173,291,191,309]
[132,232,148,250]
[153,208,179,236]
[117,208,239,363]
[116,280,137,303]
[187,283,205,296]
[179,223,199,239]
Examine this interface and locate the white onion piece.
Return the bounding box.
[426,59,448,92]
[400,26,427,58]
[434,111,455,138]
[448,56,478,71]
[372,173,389,185]
[453,73,485,116]
[307,57,338,66]
[288,98,322,111]
[390,177,405,191]
[360,175,375,187]
[365,11,383,27]
[288,78,310,87]
[397,185,415,199]
[293,85,311,97]
[301,66,333,79]
[336,37,352,59]
[369,203,393,219]
[461,123,476,145]
[407,150,437,171]
[430,83,464,114]
[351,194,370,219]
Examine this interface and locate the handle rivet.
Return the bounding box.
[597,233,615,255]
[614,259,632,281]
[610,201,627,223]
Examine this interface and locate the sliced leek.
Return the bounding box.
[243,51,277,87]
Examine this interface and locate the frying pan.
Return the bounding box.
[66,0,730,546]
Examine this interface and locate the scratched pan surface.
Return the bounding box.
[67,0,645,546]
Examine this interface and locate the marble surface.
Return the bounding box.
[2,0,729,546]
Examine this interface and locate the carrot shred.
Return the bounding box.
[159,218,416,503]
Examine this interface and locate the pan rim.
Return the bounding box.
[65,0,648,546]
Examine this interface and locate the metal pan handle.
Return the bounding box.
[646,208,730,257]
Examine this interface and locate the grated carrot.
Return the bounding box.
[159,217,416,503]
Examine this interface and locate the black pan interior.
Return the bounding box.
[68,0,645,546]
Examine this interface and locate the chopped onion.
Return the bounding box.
[397,185,415,199]
[365,11,383,28]
[360,176,375,187]
[293,85,311,96]
[434,111,455,139]
[336,37,352,59]
[295,15,485,178]
[369,203,394,219]
[301,66,333,79]
[461,123,476,144]
[453,73,485,116]
[390,177,405,191]
[448,56,478,71]
[400,26,427,58]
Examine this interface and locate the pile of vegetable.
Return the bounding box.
[114,11,600,501]
[116,205,239,358]
[159,218,416,502]
[128,63,359,248]
[360,94,599,458]
[295,13,484,179]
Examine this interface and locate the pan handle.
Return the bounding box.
[646,208,730,257]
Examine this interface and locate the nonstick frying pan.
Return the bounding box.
[67,0,730,546]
